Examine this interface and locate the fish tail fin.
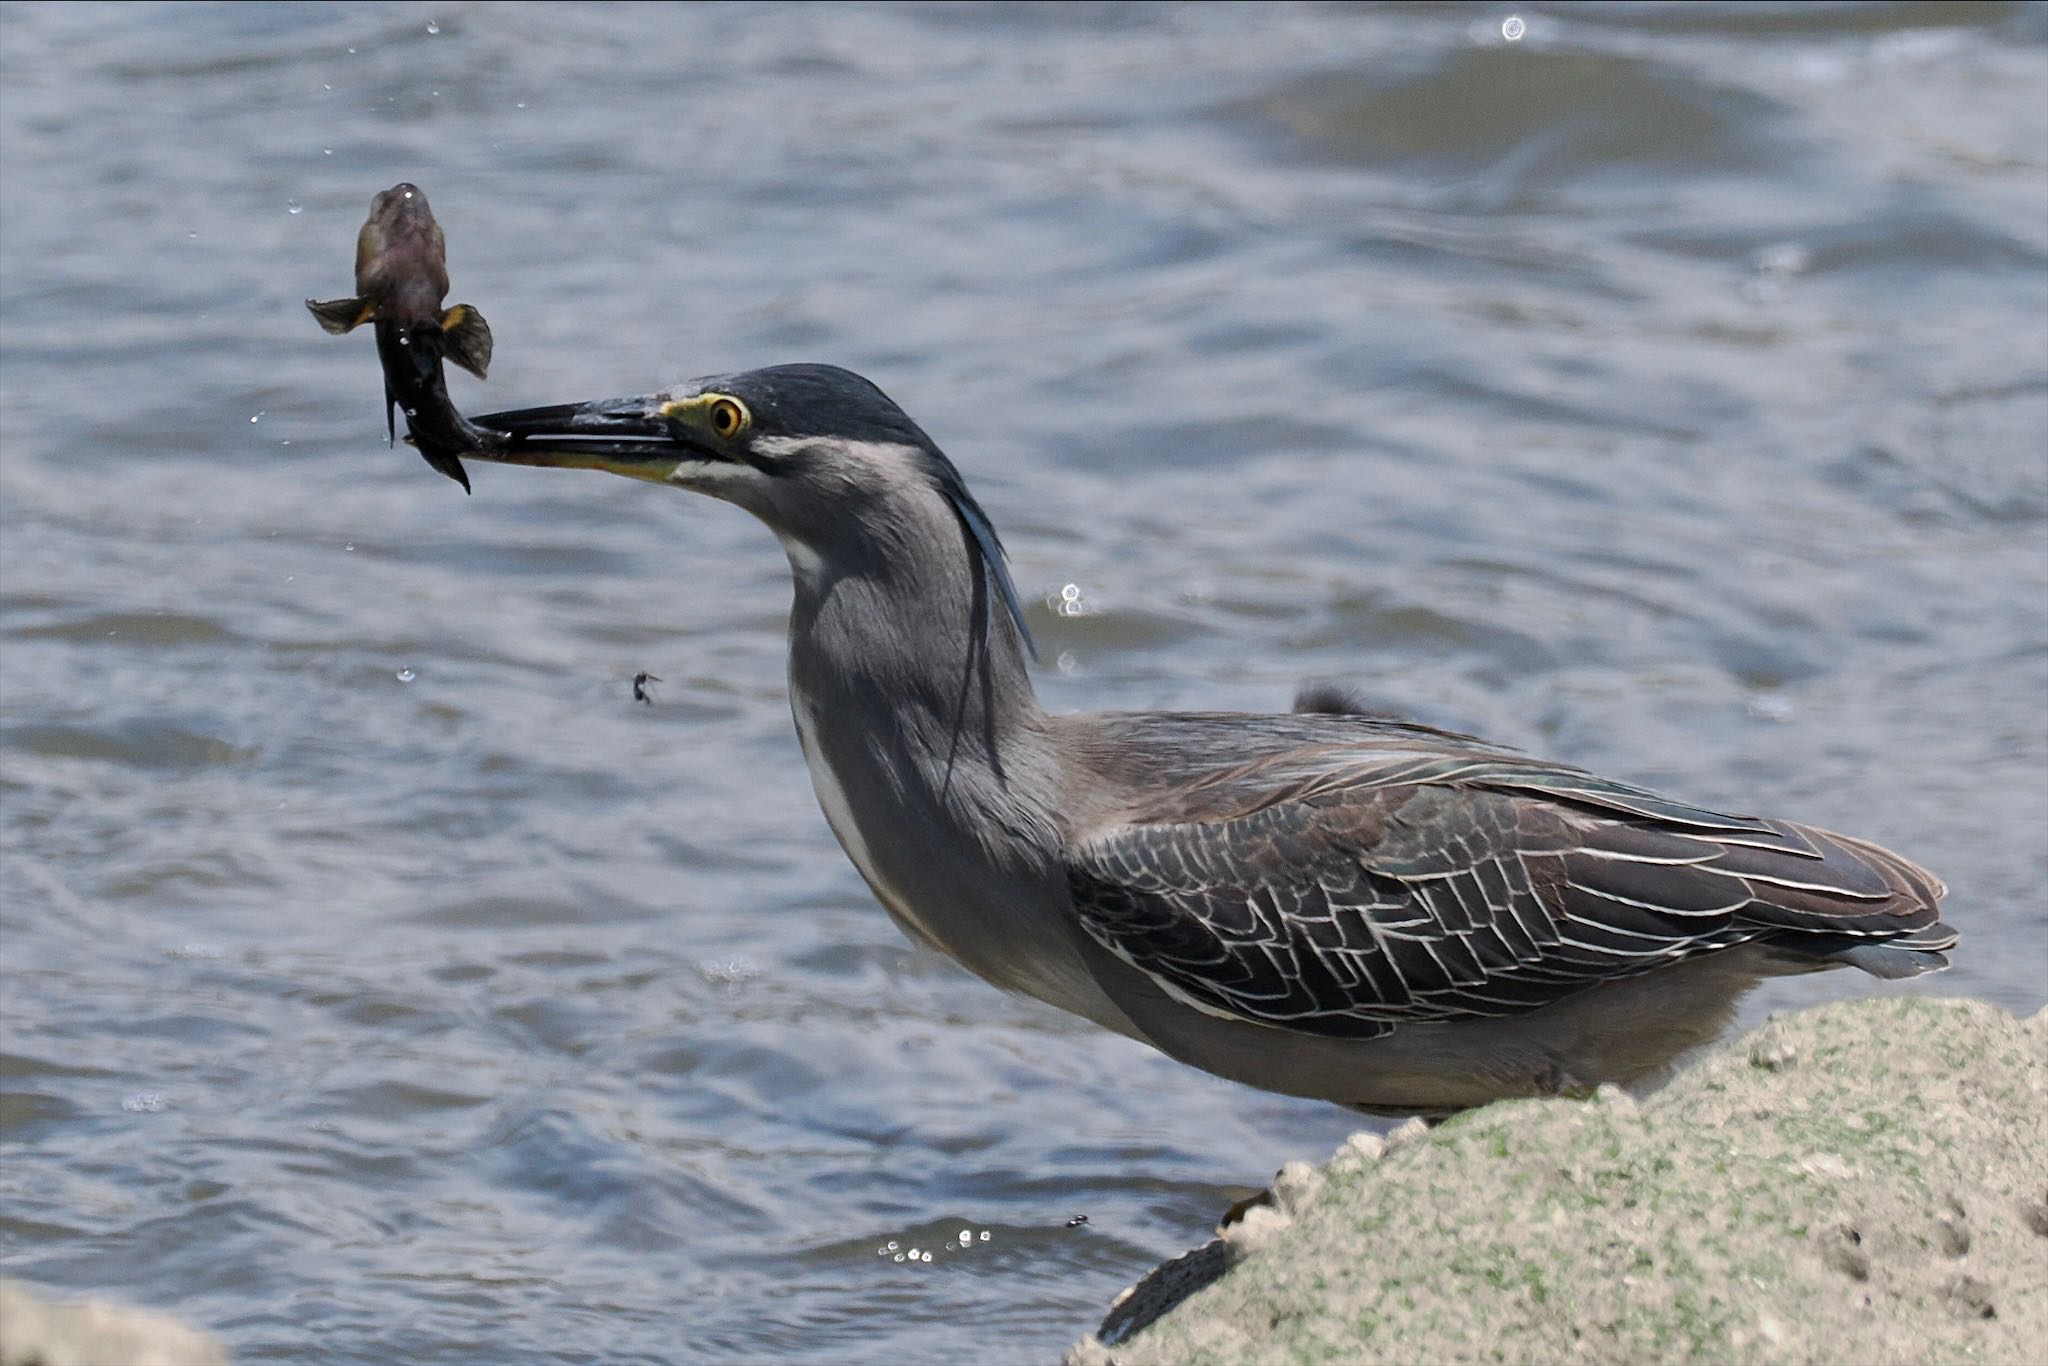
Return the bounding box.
[307,295,374,334]
[441,304,492,379]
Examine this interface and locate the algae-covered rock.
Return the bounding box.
[1071,997,2048,1365]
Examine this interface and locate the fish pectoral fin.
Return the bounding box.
[307,295,375,334]
[440,304,493,379]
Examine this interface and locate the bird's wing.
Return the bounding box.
[1068,751,1947,1039]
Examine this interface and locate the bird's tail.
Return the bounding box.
[1746,824,1954,979]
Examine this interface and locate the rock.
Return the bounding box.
[1072,997,2048,1364]
[0,1279,228,1366]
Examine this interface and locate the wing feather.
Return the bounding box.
[1070,748,1948,1036]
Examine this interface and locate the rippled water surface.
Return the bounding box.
[3,3,2045,1360]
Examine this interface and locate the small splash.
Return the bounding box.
[169,943,223,960]
[250,412,263,423]
[1748,695,1796,724]
[344,542,355,552]
[515,101,527,109]
[1743,242,1812,303]
[696,957,760,988]
[323,146,334,154]
[286,198,303,215]
[425,19,440,34]
[122,1092,166,1113]
[1052,582,1098,618]
[1502,15,1526,41]
[396,668,417,683]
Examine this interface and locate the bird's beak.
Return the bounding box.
[466,395,687,483]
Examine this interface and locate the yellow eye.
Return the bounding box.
[708,397,749,439]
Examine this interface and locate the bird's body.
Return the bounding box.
[460,363,1953,1117]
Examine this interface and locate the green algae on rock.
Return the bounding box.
[1072,997,2048,1365]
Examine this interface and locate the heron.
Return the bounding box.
[463,363,1952,1117]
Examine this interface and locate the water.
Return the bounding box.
[2,2,2043,1360]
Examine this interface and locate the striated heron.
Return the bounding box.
[464,363,1952,1117]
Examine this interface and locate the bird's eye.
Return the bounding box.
[708,398,749,439]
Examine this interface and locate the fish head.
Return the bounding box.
[353,182,449,312]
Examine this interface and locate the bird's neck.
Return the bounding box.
[784,540,1047,806]
[782,541,1077,986]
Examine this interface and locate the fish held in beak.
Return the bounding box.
[305,182,498,491]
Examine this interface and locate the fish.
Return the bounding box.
[306,182,496,492]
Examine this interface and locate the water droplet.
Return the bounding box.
[978,1231,990,1242]
[919,1251,932,1263]
[123,1092,166,1113]
[322,84,331,92]
[876,1246,889,1256]
[286,198,303,214]
[187,231,198,239]
[250,412,263,423]
[396,668,416,683]
[1066,1214,1088,1227]
[347,46,356,53]
[1056,650,1078,676]
[886,1241,898,1251]
[1502,15,1526,41]
[515,101,527,109]
[280,440,291,446]
[958,1229,972,1245]
[907,1247,920,1259]
[285,575,295,583]
[892,1253,905,1263]
[345,542,355,551]
[425,19,440,34]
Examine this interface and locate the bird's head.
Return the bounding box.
[471,363,1034,656]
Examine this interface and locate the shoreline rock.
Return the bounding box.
[0,1279,228,1366]
[1069,996,2047,1364]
